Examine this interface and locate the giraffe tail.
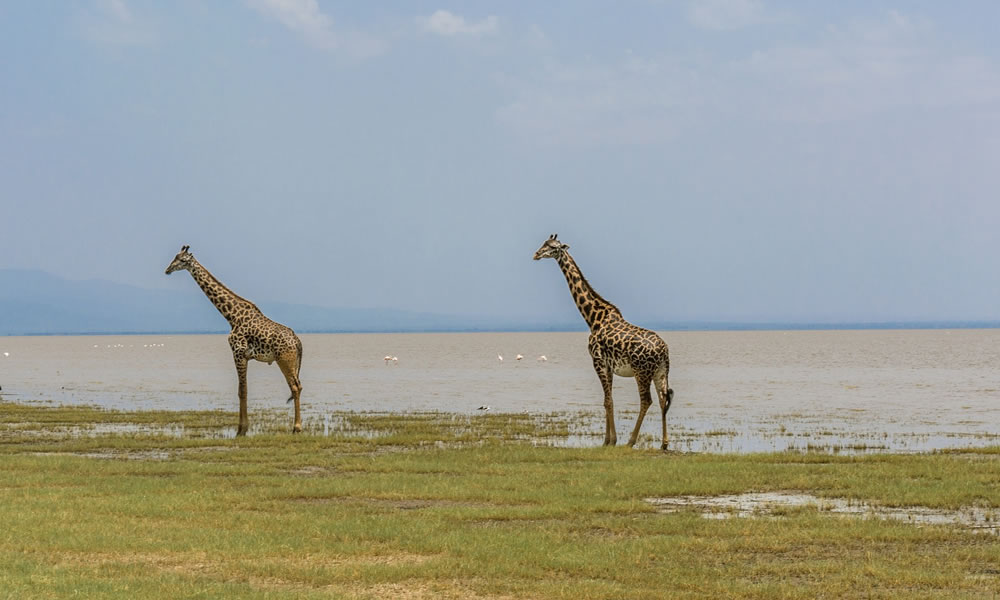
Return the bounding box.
[286,339,304,404]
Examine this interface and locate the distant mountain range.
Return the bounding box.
[1,269,997,336]
[0,269,577,335]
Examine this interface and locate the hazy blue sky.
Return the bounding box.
[2,1,999,324]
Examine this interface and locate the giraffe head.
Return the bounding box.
[164,245,194,275]
[533,234,569,261]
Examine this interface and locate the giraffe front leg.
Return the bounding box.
[229,334,250,437]
[235,358,249,437]
[627,375,653,448]
[594,360,616,446]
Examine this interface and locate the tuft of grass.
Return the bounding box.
[0,401,999,598]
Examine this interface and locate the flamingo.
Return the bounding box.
[391,356,398,365]
[515,354,523,361]
[384,355,393,365]
[497,353,503,364]
[537,355,547,362]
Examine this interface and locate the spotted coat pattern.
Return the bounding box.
[534,234,674,448]
[165,246,303,436]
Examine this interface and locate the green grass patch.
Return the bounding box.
[1,401,999,598]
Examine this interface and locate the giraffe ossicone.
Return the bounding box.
[165,245,304,437]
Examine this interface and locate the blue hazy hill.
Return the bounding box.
[0,269,558,335]
[2,270,995,335]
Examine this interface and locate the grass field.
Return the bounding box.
[1,401,999,599]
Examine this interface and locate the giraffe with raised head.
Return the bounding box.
[534,234,674,449]
[165,245,303,436]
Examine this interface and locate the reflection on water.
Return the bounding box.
[2,329,999,453]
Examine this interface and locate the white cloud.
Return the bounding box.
[495,11,1000,145]
[247,0,335,49]
[496,55,703,146]
[688,0,768,31]
[737,11,1000,122]
[101,0,132,23]
[247,0,386,57]
[79,0,156,46]
[419,10,498,37]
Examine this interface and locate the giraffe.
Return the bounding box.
[534,234,674,449]
[165,245,303,436]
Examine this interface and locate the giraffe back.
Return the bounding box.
[231,312,301,365]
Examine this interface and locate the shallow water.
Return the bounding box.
[645,492,1000,535]
[1,330,999,453]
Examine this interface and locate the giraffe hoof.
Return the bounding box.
[293,425,302,434]
[661,443,669,451]
[236,428,247,438]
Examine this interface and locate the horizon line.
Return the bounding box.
[5,320,1000,337]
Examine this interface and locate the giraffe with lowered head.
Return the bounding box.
[534,234,674,448]
[165,245,303,436]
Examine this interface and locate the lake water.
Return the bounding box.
[2,330,999,453]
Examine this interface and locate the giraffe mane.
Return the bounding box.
[561,250,622,316]
[191,258,261,313]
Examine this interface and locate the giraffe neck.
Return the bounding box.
[556,251,621,331]
[186,259,259,327]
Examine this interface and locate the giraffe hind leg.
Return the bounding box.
[655,369,672,450]
[278,352,303,433]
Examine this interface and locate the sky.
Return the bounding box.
[2,0,999,325]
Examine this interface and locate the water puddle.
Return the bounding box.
[33,449,172,461]
[90,423,187,437]
[645,492,1000,534]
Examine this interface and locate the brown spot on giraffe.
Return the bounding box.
[534,234,674,449]
[165,245,304,437]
